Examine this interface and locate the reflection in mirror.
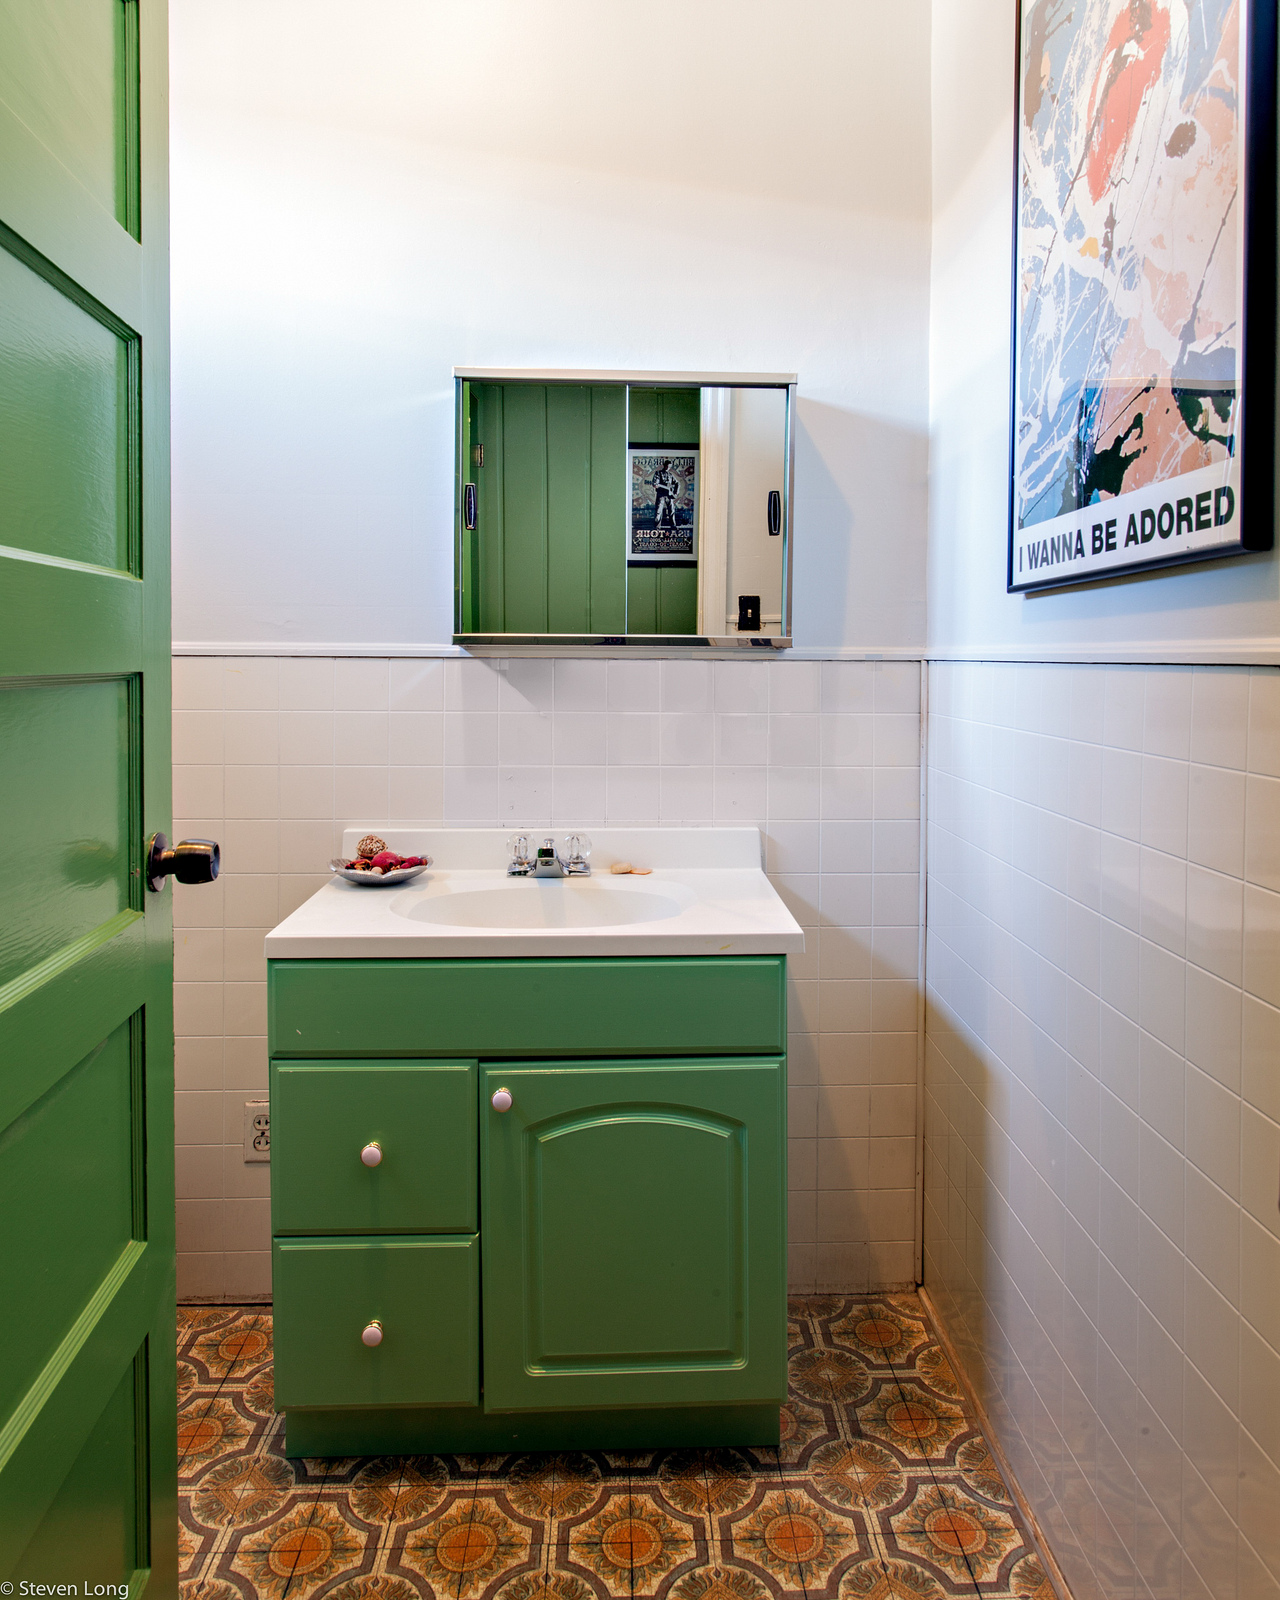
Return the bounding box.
[454,370,793,648]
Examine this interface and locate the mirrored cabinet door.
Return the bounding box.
[454,369,794,649]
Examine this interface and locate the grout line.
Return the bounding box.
[916,1285,1075,1600]
[914,666,929,1286]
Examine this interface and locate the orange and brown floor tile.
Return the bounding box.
[177,1294,1054,1600]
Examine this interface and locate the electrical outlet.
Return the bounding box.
[244,1100,270,1163]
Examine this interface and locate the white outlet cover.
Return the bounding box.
[244,1100,270,1164]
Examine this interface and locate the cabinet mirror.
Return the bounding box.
[454,369,795,648]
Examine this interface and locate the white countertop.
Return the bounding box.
[264,828,805,960]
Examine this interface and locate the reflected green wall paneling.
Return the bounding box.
[471,382,626,635]
[626,387,699,635]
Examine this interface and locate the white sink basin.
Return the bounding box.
[395,879,689,930]
[265,828,805,958]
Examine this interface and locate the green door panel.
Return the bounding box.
[269,956,785,1058]
[15,1349,145,1589]
[0,557,142,680]
[0,0,139,233]
[0,0,174,1585]
[481,1057,786,1412]
[0,236,138,571]
[273,1236,480,1410]
[270,1059,478,1234]
[0,1024,136,1428]
[0,677,133,991]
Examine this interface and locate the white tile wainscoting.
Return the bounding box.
[172,654,923,1303]
[924,662,1280,1600]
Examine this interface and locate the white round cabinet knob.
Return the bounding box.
[360,1141,383,1167]
[361,1320,383,1347]
[491,1088,513,1113]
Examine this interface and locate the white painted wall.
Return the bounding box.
[927,0,1280,662]
[169,0,932,654]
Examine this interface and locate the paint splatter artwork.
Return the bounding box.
[1011,0,1258,588]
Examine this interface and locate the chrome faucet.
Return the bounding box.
[506,833,591,877]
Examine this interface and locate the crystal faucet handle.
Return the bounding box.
[562,832,592,874]
[362,1320,383,1347]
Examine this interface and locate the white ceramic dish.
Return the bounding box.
[328,858,431,888]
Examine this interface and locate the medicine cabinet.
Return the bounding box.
[453,369,795,649]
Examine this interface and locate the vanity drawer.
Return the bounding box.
[273,1234,479,1409]
[270,1059,477,1233]
[269,956,786,1058]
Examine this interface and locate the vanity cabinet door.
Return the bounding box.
[480,1057,786,1413]
[271,1059,477,1233]
[273,1235,479,1409]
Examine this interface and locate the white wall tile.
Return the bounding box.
[660,659,713,712]
[607,660,659,712]
[1190,667,1250,771]
[554,714,608,766]
[553,658,607,712]
[280,657,335,710]
[173,710,225,765]
[925,662,1280,1600]
[1188,764,1246,876]
[389,658,444,711]
[173,655,920,1302]
[173,656,226,711]
[222,658,279,711]
[279,712,335,765]
[1249,670,1280,778]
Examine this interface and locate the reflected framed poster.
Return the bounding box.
[1009,0,1276,592]
[627,446,699,565]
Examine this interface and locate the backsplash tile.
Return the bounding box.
[172,655,922,1303]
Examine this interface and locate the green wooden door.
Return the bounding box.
[480,1057,786,1413]
[0,1,176,1591]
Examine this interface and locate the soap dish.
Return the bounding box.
[329,858,431,887]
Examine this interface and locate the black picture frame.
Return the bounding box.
[1008,0,1277,593]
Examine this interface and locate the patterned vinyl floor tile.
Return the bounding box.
[177,1296,1055,1600]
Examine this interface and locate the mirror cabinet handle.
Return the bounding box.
[767,489,781,535]
[464,482,477,531]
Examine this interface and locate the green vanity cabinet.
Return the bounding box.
[267,956,787,1455]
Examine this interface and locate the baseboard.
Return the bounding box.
[917,1285,1075,1600]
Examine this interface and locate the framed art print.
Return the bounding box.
[1010,0,1276,591]
[627,446,699,565]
